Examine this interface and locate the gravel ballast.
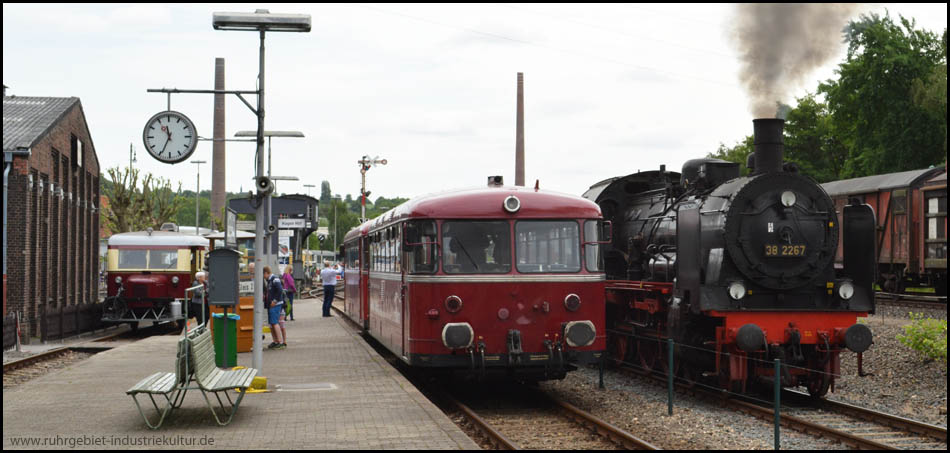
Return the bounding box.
[833,307,947,427]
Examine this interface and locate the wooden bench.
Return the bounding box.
[126,338,191,429]
[186,327,258,426]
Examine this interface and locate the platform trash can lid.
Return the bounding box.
[211,313,241,321]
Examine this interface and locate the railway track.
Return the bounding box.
[875,292,947,311]
[3,321,179,373]
[441,383,658,450]
[328,304,656,450]
[615,364,946,450]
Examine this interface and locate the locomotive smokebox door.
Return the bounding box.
[207,248,241,307]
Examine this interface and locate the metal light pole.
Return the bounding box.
[332,195,342,252]
[357,155,387,222]
[303,184,315,197]
[235,130,304,274]
[191,160,206,235]
[213,9,310,372]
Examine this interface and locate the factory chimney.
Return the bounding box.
[515,73,525,186]
[211,58,226,228]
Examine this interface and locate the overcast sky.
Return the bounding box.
[3,3,947,202]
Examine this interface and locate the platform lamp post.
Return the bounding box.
[303,183,316,197]
[213,9,310,372]
[235,130,305,276]
[358,155,387,222]
[190,160,206,235]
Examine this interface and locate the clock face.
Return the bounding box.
[142,111,198,164]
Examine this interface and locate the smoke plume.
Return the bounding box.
[730,3,858,118]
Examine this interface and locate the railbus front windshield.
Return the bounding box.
[516,221,581,273]
[114,249,182,271]
[442,221,511,274]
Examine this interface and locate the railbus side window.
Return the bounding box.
[584,220,605,272]
[406,220,437,274]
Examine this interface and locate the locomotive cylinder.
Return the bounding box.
[751,118,785,175]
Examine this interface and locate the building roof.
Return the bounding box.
[3,96,80,152]
[821,167,945,196]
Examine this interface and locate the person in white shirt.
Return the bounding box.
[319,260,341,317]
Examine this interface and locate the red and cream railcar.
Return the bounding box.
[104,228,209,328]
[342,182,608,380]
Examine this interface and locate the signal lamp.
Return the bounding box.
[564,294,581,312]
[445,295,463,313]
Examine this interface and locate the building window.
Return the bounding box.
[71,134,83,168]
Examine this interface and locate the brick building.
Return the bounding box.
[3,94,100,340]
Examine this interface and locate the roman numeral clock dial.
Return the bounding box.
[142,110,198,164]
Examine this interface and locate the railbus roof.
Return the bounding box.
[343,185,602,241]
[107,230,210,247]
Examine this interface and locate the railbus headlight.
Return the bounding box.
[728,281,746,300]
[503,195,521,213]
[115,276,123,284]
[171,276,180,285]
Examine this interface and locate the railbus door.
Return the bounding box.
[361,235,370,329]
[399,223,408,358]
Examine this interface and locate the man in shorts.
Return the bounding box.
[262,266,286,349]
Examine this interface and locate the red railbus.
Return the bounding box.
[342,182,608,380]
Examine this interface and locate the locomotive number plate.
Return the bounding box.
[764,244,806,257]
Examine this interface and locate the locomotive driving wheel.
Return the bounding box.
[637,337,663,372]
[806,371,831,398]
[608,333,630,367]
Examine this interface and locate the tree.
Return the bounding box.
[783,93,849,182]
[911,28,948,157]
[819,13,946,177]
[708,135,754,176]
[101,166,185,233]
[320,180,331,205]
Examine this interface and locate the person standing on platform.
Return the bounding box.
[282,266,297,321]
[262,266,286,349]
[320,260,341,317]
[189,271,210,326]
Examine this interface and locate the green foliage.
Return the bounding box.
[100,166,184,233]
[708,135,753,176]
[783,93,849,183]
[819,13,946,178]
[897,312,947,362]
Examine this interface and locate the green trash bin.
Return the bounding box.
[212,313,240,368]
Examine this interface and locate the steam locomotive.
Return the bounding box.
[583,119,876,396]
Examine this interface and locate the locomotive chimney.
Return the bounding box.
[751,118,785,175]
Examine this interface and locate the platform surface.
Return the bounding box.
[2,297,478,450]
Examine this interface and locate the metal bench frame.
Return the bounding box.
[125,338,191,429]
[126,318,257,429]
[183,326,258,426]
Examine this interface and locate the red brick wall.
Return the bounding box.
[7,101,100,340]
